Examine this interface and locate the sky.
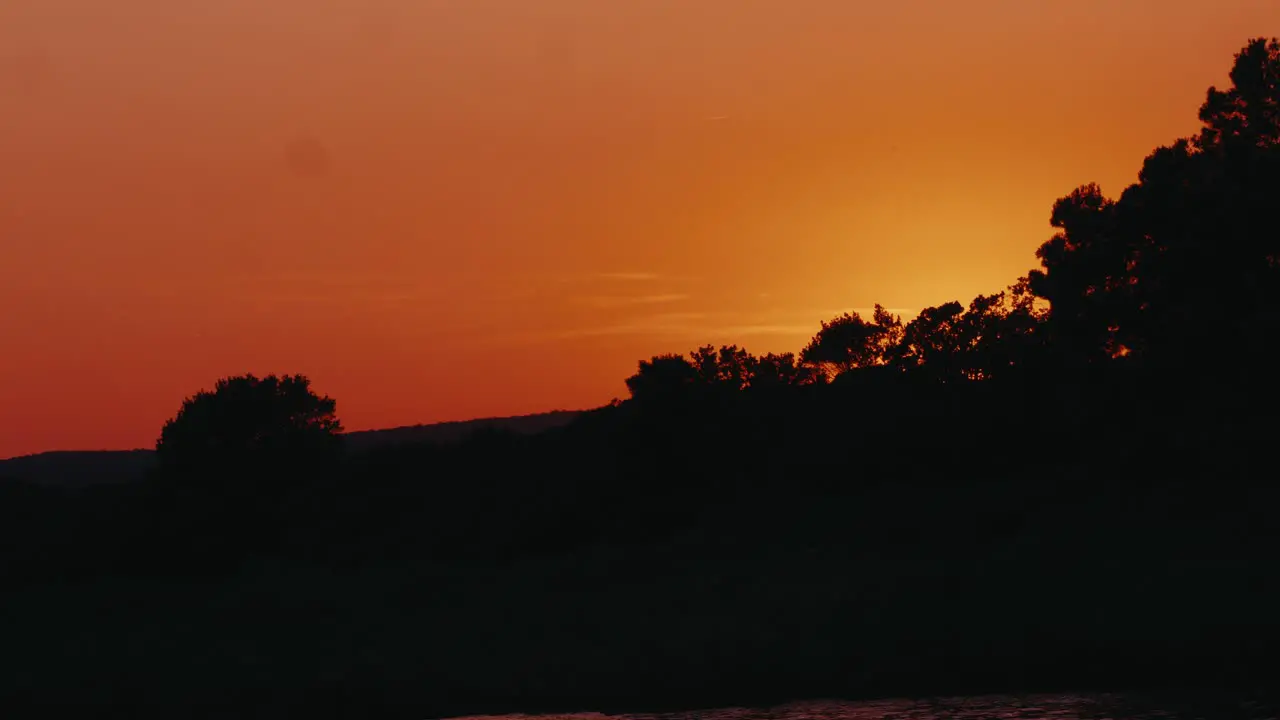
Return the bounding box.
[0,0,1275,457]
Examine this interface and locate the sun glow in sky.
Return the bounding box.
[0,0,1274,457]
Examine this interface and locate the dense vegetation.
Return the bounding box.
[1,37,1278,719]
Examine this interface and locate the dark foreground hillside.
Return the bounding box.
[1,365,1277,718]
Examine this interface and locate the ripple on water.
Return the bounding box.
[450,693,1279,720]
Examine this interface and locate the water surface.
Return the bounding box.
[452,694,1277,720]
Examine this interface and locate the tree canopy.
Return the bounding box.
[798,305,902,379]
[1027,37,1280,369]
[156,373,343,476]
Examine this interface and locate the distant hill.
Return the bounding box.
[0,450,159,489]
[0,410,583,488]
[341,410,582,453]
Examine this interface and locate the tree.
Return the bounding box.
[148,374,343,569]
[956,284,1046,379]
[872,304,905,355]
[689,344,753,390]
[1026,183,1131,360]
[625,354,699,402]
[888,282,1046,382]
[1198,37,1280,150]
[800,305,900,379]
[1029,37,1280,367]
[156,373,343,476]
[746,352,810,389]
[892,301,965,377]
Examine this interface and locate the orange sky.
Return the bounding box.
[0,0,1274,458]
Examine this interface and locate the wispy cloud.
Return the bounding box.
[548,271,701,285]
[555,313,815,342]
[580,293,690,308]
[556,312,708,339]
[714,324,815,336]
[596,272,661,282]
[241,287,433,308]
[593,271,701,283]
[222,271,459,309]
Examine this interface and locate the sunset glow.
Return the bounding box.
[1,0,1274,457]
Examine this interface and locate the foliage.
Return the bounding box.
[1028,37,1280,368]
[156,373,343,476]
[799,305,902,379]
[624,354,701,403]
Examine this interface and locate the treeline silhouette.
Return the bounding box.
[2,37,1279,719]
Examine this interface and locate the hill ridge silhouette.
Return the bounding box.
[0,409,582,486]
